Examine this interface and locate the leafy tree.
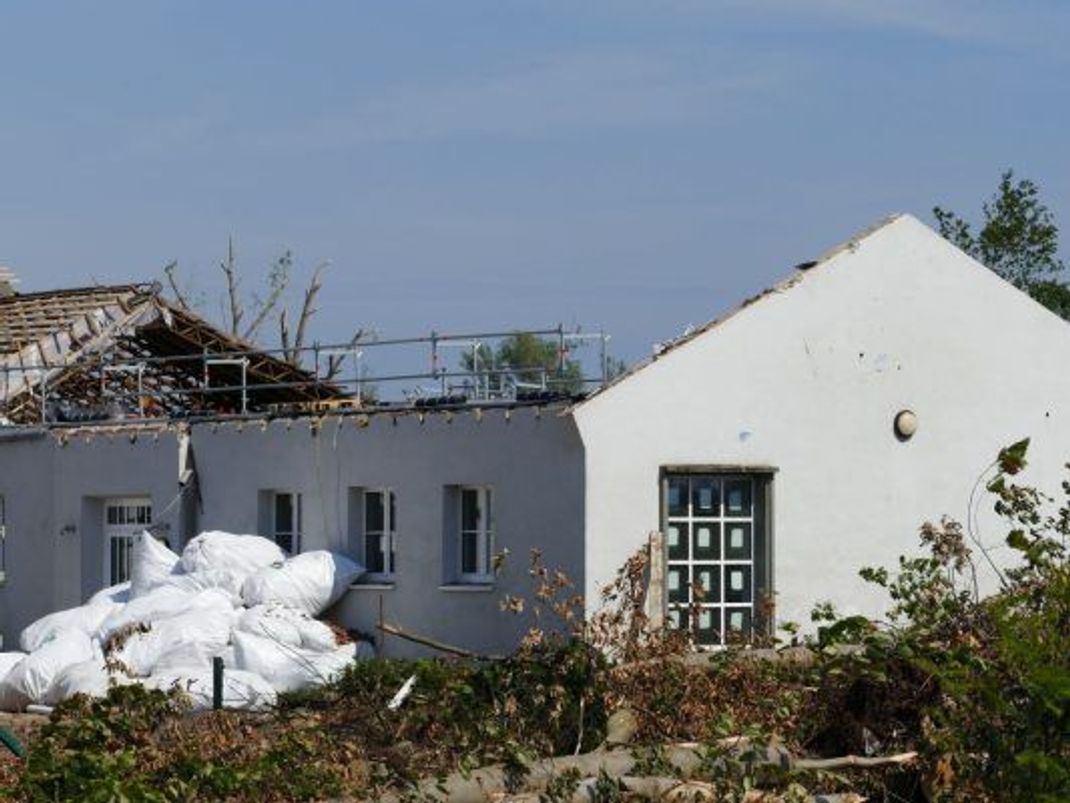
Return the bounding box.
[462,332,585,395]
[934,170,1070,318]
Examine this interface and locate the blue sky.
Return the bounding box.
[1,1,1068,373]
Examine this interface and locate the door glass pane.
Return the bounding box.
[691,478,719,516]
[667,566,689,604]
[695,606,721,646]
[724,522,752,560]
[667,477,688,517]
[694,564,721,603]
[666,523,689,560]
[725,607,752,636]
[692,523,720,560]
[724,565,752,603]
[724,479,752,516]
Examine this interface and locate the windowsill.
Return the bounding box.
[350,581,396,590]
[439,583,495,593]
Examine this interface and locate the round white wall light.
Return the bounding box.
[894,409,918,441]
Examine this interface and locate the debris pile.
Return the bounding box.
[0,531,366,712]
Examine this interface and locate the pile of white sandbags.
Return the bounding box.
[0,530,366,713]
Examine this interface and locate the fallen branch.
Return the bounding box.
[370,742,916,803]
[377,622,487,659]
[795,751,918,771]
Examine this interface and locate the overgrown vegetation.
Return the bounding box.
[2,441,1067,801]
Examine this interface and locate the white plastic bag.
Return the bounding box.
[143,568,246,605]
[0,652,26,684]
[232,631,357,693]
[241,551,364,616]
[20,601,120,653]
[0,629,95,711]
[146,668,277,712]
[110,606,236,677]
[88,581,131,606]
[180,531,286,577]
[99,587,236,642]
[43,658,129,705]
[129,531,181,599]
[236,605,340,653]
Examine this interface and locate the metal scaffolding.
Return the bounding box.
[1,324,612,425]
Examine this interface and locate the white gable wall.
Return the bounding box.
[574,215,1070,629]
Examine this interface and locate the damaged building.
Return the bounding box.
[3,213,1070,655]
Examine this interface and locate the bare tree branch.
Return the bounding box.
[220,236,242,336]
[279,308,291,361]
[290,262,327,362]
[243,250,293,342]
[325,329,364,380]
[162,261,193,312]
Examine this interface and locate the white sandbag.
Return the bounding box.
[241,551,364,616]
[20,601,121,653]
[0,629,95,711]
[43,658,130,705]
[0,652,26,683]
[88,581,131,606]
[236,604,339,653]
[129,531,182,599]
[99,587,236,642]
[143,568,246,605]
[232,631,357,693]
[145,668,277,712]
[110,606,236,677]
[180,531,285,577]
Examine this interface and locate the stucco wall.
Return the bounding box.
[0,408,585,655]
[573,215,1070,630]
[185,406,586,656]
[0,431,181,648]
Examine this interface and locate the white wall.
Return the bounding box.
[574,214,1070,629]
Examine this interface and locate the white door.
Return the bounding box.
[104,497,152,585]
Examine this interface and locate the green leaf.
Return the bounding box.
[998,438,1031,475]
[1007,529,1030,551]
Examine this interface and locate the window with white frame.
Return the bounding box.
[662,473,769,646]
[363,489,396,577]
[459,486,493,582]
[104,497,153,585]
[271,491,302,555]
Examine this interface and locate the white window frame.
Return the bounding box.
[458,486,493,583]
[363,488,396,580]
[271,491,302,555]
[103,496,153,585]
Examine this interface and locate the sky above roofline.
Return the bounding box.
[0,1,1067,381]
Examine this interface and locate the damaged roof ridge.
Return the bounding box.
[567,213,910,412]
[0,281,160,304]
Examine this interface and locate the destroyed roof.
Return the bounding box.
[0,281,340,424]
[571,214,906,409]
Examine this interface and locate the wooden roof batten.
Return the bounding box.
[0,282,339,424]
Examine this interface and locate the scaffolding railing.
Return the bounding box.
[0,325,612,425]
